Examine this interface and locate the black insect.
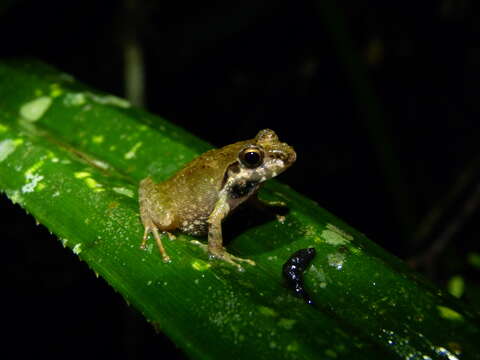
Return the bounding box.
[282,247,316,306]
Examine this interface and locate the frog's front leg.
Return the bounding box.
[207,193,256,270]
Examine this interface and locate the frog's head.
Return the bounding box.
[237,129,296,182]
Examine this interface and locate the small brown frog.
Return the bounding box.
[139,129,296,269]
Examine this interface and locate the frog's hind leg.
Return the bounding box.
[140,219,171,263]
[139,191,175,262]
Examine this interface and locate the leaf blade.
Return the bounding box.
[0,60,478,360]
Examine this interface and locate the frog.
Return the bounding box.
[139,129,296,269]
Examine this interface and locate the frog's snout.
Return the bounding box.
[288,148,297,164]
[281,143,296,166]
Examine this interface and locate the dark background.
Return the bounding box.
[1,1,479,359]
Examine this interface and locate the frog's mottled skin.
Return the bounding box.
[139,129,296,269]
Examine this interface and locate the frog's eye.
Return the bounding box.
[240,146,264,168]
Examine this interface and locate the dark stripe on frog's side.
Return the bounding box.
[229,180,259,199]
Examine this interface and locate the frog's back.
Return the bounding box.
[168,139,250,197]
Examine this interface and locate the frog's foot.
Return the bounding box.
[190,241,255,270]
[209,249,256,271]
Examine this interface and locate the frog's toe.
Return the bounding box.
[190,239,208,251]
[268,200,287,207]
[165,232,176,241]
[140,227,151,250]
[236,256,256,266]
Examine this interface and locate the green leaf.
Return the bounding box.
[0,60,479,359]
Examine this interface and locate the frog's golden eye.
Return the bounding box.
[240,146,264,168]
